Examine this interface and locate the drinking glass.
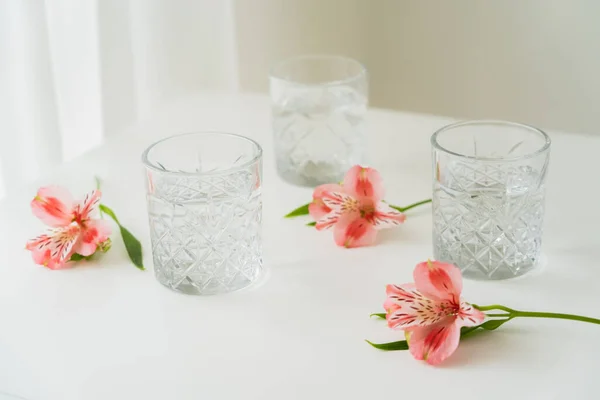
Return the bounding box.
[142,132,263,295]
[432,120,551,280]
[270,55,368,186]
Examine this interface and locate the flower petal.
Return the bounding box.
[26,233,53,252]
[309,183,343,220]
[32,249,53,266]
[321,191,359,213]
[333,214,377,248]
[26,223,81,269]
[414,260,463,302]
[456,301,486,327]
[315,210,341,231]
[406,317,461,366]
[309,202,330,221]
[76,190,102,221]
[31,186,75,227]
[371,202,406,230]
[75,219,112,256]
[26,234,54,265]
[315,191,359,230]
[385,284,452,329]
[343,165,384,203]
[313,183,344,201]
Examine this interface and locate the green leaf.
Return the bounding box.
[479,319,511,331]
[119,225,145,270]
[306,221,316,227]
[100,204,145,270]
[370,313,387,319]
[284,203,310,218]
[366,339,409,351]
[459,318,511,340]
[70,253,85,261]
[69,253,94,262]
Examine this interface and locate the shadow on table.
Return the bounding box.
[440,326,522,368]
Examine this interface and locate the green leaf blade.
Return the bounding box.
[69,253,93,262]
[479,318,511,331]
[119,225,145,270]
[284,203,310,218]
[306,221,316,227]
[99,203,144,270]
[365,339,409,351]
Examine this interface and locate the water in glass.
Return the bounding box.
[147,173,262,294]
[273,86,366,186]
[434,160,546,280]
[143,133,263,295]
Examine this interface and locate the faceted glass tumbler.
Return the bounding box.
[432,120,551,280]
[270,55,368,186]
[142,132,263,295]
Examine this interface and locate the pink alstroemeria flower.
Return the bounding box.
[384,260,485,365]
[26,186,111,269]
[311,165,406,248]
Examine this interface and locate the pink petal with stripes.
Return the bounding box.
[75,190,102,221]
[309,183,343,220]
[414,260,463,302]
[333,214,377,248]
[385,284,454,329]
[321,191,359,213]
[405,317,461,366]
[371,202,406,230]
[26,223,81,269]
[456,301,485,327]
[315,210,342,230]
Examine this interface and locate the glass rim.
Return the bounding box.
[431,119,551,162]
[269,54,367,87]
[141,131,263,177]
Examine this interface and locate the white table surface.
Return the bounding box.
[1,93,599,400]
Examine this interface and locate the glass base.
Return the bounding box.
[433,246,542,281]
[276,159,346,187]
[154,262,263,296]
[460,260,538,281]
[276,167,341,187]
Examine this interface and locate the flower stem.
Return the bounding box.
[485,313,511,318]
[476,304,600,325]
[390,199,432,213]
[511,311,600,325]
[474,304,516,313]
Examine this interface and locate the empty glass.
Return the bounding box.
[270,55,368,186]
[142,132,263,295]
[432,120,551,280]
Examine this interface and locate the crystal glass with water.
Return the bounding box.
[270,55,368,186]
[142,132,263,295]
[432,121,551,280]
